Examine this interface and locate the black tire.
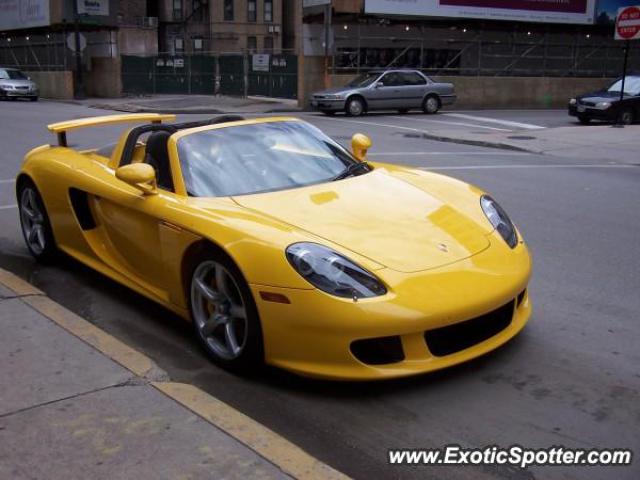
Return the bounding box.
[29,96,38,102]
[16,178,57,263]
[188,249,264,373]
[398,108,409,114]
[422,95,441,114]
[578,115,591,125]
[321,110,336,116]
[345,96,365,117]
[618,108,634,125]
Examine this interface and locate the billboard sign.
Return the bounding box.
[77,0,109,16]
[0,0,50,30]
[365,0,597,24]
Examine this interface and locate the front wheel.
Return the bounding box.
[190,254,263,372]
[345,97,365,117]
[618,109,634,125]
[17,180,57,262]
[422,95,440,114]
[577,115,591,125]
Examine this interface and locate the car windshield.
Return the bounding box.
[1,69,28,80]
[607,77,640,96]
[347,73,380,88]
[178,121,358,197]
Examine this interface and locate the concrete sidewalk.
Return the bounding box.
[70,94,300,115]
[416,122,640,163]
[0,269,346,480]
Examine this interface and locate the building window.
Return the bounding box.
[247,0,256,22]
[224,0,234,21]
[264,0,272,22]
[192,0,204,22]
[193,37,203,51]
[264,36,273,51]
[173,0,182,21]
[247,36,257,53]
[174,37,184,53]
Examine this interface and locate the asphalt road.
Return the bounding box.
[1,100,639,480]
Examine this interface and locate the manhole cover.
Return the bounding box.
[507,135,536,140]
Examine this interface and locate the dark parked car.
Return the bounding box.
[311,69,456,116]
[568,75,640,125]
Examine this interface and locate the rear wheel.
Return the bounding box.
[578,115,591,125]
[618,108,634,125]
[190,253,263,372]
[17,180,57,262]
[422,95,440,114]
[345,97,365,117]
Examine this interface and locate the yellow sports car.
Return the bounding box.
[17,113,531,380]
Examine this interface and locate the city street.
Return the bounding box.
[1,100,639,480]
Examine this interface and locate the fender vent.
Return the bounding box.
[350,336,404,365]
[69,188,96,230]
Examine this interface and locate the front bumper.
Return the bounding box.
[441,94,457,106]
[253,237,532,380]
[310,97,345,112]
[0,89,38,98]
[568,104,615,121]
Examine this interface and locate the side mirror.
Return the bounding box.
[351,133,372,162]
[116,163,158,195]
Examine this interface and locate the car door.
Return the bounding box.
[88,139,174,299]
[366,72,404,110]
[399,72,429,108]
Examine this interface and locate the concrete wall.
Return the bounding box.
[24,71,74,100]
[327,73,614,109]
[86,58,122,98]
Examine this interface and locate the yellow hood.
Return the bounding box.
[233,169,490,273]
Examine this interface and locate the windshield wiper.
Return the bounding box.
[332,162,371,181]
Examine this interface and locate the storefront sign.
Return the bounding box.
[77,0,109,16]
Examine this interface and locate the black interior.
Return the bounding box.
[117,115,245,192]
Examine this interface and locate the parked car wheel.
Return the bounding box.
[17,179,57,262]
[422,95,440,114]
[618,108,634,125]
[577,115,591,125]
[190,252,264,372]
[346,97,365,117]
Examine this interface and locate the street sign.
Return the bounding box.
[66,32,87,52]
[615,6,640,41]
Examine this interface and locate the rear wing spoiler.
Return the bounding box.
[47,113,176,147]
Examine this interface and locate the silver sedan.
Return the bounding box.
[311,69,455,116]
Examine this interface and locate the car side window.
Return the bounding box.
[401,72,427,86]
[380,73,403,87]
[0,69,8,80]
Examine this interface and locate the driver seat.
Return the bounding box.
[145,131,174,191]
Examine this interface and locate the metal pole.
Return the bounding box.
[323,3,331,89]
[613,40,630,128]
[73,1,85,99]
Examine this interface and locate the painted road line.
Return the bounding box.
[0,267,350,480]
[394,116,512,132]
[443,113,546,130]
[368,151,532,156]
[423,164,635,171]
[0,204,17,210]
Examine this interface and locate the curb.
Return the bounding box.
[0,267,350,480]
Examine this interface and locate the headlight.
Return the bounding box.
[569,98,577,105]
[286,243,387,299]
[596,101,611,109]
[480,195,518,249]
[0,84,12,90]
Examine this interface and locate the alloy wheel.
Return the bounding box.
[19,187,46,255]
[191,261,248,360]
[348,98,364,116]
[425,97,439,114]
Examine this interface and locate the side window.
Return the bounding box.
[380,73,403,87]
[402,72,427,86]
[0,69,8,80]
